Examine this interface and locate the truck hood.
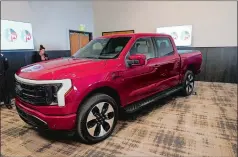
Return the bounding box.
[17,58,106,80]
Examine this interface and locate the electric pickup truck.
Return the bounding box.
[15,33,202,143]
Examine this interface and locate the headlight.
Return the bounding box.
[44,84,62,105]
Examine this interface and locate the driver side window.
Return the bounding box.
[129,37,155,60]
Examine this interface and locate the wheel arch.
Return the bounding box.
[187,64,196,74]
[79,86,121,109]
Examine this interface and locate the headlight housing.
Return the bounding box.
[44,84,62,105]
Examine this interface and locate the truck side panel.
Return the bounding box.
[179,52,202,83]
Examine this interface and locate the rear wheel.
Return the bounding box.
[76,93,118,144]
[182,70,195,96]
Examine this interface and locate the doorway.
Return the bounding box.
[69,30,93,56]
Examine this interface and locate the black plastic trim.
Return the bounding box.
[16,105,48,129]
[124,85,183,113]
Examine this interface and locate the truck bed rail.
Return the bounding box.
[178,50,200,54]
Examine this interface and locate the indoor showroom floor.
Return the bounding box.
[1,82,237,157]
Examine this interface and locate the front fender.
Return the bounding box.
[69,73,122,113]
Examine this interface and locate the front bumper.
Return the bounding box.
[15,99,76,130]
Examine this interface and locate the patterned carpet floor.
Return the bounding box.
[1,81,237,157]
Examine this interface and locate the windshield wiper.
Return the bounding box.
[98,56,112,59]
[84,56,98,59]
[98,51,118,59]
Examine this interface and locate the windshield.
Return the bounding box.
[73,37,131,59]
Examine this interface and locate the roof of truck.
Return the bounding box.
[99,33,170,39]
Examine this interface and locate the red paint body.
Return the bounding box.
[15,33,202,130]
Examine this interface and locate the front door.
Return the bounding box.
[122,37,158,105]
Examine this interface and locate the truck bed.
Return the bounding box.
[177,50,200,54]
[178,49,202,75]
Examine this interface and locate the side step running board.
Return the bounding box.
[124,85,183,113]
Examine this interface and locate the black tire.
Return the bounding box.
[76,93,118,144]
[182,70,195,96]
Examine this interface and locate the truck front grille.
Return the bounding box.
[15,80,51,105]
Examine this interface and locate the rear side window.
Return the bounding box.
[154,37,174,57]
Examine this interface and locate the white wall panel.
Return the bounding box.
[1,1,94,50]
[93,1,237,47]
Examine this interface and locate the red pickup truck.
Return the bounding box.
[15,33,202,143]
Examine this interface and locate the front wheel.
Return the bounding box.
[76,93,118,144]
[182,70,195,96]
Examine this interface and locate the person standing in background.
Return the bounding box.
[36,45,49,62]
[0,53,11,108]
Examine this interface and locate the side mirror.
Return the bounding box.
[127,54,146,66]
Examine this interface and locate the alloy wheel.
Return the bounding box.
[86,102,115,137]
[185,73,194,94]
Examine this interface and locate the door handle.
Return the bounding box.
[167,61,174,64]
[154,64,160,68]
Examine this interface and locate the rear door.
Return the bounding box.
[151,36,181,91]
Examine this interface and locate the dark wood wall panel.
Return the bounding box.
[178,46,237,83]
[2,51,30,98]
[205,47,237,83]
[1,50,71,98]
